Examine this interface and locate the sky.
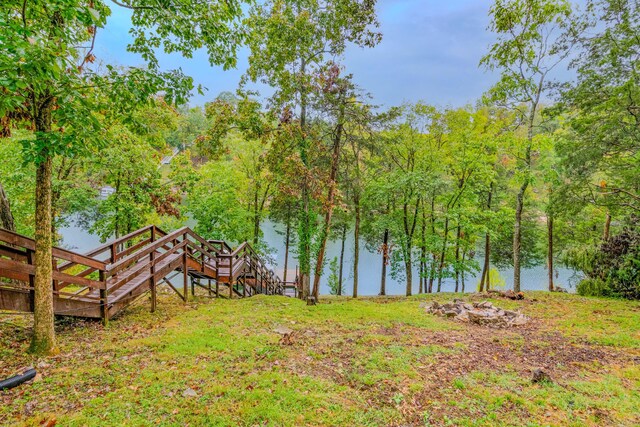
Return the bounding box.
[94,0,499,108]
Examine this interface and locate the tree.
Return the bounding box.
[0,0,248,354]
[326,257,344,295]
[187,161,254,245]
[86,126,179,241]
[555,0,639,298]
[167,106,209,151]
[481,0,574,292]
[310,69,377,298]
[199,94,276,250]
[558,0,639,216]
[233,137,274,247]
[242,0,381,299]
[269,194,299,283]
[371,104,440,296]
[310,69,348,299]
[0,134,35,235]
[0,182,15,232]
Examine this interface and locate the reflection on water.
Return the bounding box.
[59,218,580,296]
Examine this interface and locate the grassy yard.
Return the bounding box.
[1,291,639,426]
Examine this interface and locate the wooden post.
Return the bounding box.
[259,272,263,294]
[229,256,234,298]
[150,227,156,313]
[216,279,219,298]
[208,279,212,297]
[99,270,109,326]
[26,249,35,311]
[243,271,247,298]
[51,258,58,292]
[183,251,188,303]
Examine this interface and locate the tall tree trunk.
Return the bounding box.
[420,206,426,294]
[352,199,360,298]
[480,233,491,292]
[253,188,260,245]
[428,198,436,293]
[0,182,15,231]
[298,57,311,300]
[402,197,420,296]
[404,242,412,296]
[513,180,528,293]
[380,228,388,296]
[428,253,436,293]
[312,90,345,298]
[437,217,449,292]
[283,218,290,282]
[454,223,461,293]
[30,11,65,354]
[479,183,493,292]
[514,100,536,292]
[547,214,554,291]
[31,154,57,355]
[30,91,58,354]
[338,223,346,296]
[418,259,424,294]
[461,251,466,293]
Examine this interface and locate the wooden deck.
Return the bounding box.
[0,226,299,323]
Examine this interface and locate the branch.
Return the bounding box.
[110,0,153,10]
[78,27,98,70]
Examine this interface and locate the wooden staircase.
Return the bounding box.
[0,226,299,323]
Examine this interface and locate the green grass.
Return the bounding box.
[1,292,639,426]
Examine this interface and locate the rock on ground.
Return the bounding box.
[423,300,529,328]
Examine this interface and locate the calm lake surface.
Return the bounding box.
[59,219,580,296]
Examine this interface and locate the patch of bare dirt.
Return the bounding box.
[279,315,630,426]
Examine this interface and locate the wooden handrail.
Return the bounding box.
[208,240,234,254]
[0,229,107,271]
[106,227,190,275]
[79,225,154,260]
[185,230,223,257]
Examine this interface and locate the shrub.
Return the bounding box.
[573,217,640,300]
[327,257,344,295]
[576,278,611,297]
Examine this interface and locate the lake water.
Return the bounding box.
[59,219,580,296]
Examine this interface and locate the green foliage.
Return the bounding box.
[557,0,640,215]
[168,150,198,194]
[129,99,179,150]
[571,219,640,300]
[480,0,572,108]
[477,268,507,291]
[594,224,640,300]
[201,94,267,160]
[576,278,610,298]
[167,106,209,151]
[490,206,544,269]
[0,134,35,235]
[186,161,253,246]
[0,133,96,239]
[83,126,176,241]
[242,0,381,283]
[327,257,343,295]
